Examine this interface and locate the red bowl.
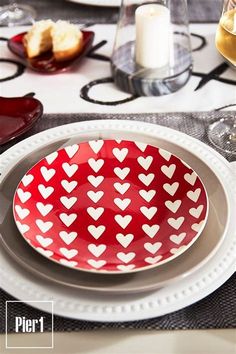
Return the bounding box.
[13,139,208,273]
[8,31,94,74]
[0,96,43,145]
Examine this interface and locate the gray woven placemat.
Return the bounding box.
[1,111,236,160]
[1,273,235,332]
[0,111,236,332]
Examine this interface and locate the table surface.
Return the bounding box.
[2,23,236,113]
[1,329,236,354]
[0,0,222,23]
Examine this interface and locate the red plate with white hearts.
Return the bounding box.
[13,140,208,273]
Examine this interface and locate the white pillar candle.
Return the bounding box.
[135,4,171,68]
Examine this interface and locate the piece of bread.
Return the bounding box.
[51,20,84,62]
[24,20,54,58]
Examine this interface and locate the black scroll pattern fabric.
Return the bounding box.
[79,33,236,107]
[0,29,235,109]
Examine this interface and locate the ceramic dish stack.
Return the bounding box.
[13,139,208,274]
[0,120,235,321]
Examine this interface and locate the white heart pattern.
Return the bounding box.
[139,190,156,202]
[88,158,104,173]
[14,140,207,272]
[169,232,186,245]
[16,221,30,234]
[60,196,77,209]
[137,156,153,170]
[138,173,155,186]
[60,247,78,259]
[62,162,78,178]
[114,198,131,211]
[159,149,172,161]
[163,182,179,196]
[22,174,34,187]
[117,252,135,263]
[113,148,128,162]
[61,180,78,193]
[115,215,132,229]
[116,233,134,248]
[36,235,53,248]
[37,247,53,258]
[165,200,181,213]
[15,205,30,220]
[168,217,185,230]
[59,213,77,227]
[140,206,157,220]
[17,189,31,203]
[87,259,106,269]
[145,256,162,264]
[135,142,147,152]
[59,259,77,267]
[88,225,106,239]
[87,175,104,188]
[45,151,58,165]
[114,182,130,195]
[87,207,104,220]
[65,144,79,158]
[89,140,104,154]
[40,166,55,182]
[161,164,176,179]
[114,167,130,180]
[170,245,187,255]
[38,184,54,199]
[36,219,53,233]
[117,264,135,271]
[184,171,197,186]
[87,191,104,203]
[144,242,162,254]
[191,220,205,232]
[88,244,106,257]
[59,231,78,245]
[189,205,203,218]
[142,224,160,238]
[187,188,201,202]
[36,202,53,216]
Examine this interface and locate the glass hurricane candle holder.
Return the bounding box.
[111,0,192,96]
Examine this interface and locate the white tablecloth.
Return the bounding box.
[1,24,236,114]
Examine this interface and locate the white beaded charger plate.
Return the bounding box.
[0,120,235,322]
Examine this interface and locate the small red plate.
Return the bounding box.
[13,140,208,273]
[0,96,43,145]
[8,31,94,74]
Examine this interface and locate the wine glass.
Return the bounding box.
[0,0,36,26]
[208,0,236,155]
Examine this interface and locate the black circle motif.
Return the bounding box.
[0,58,25,83]
[191,33,207,52]
[80,77,137,106]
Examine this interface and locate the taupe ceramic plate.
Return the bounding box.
[0,132,227,294]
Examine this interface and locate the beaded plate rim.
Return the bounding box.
[0,119,235,322]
